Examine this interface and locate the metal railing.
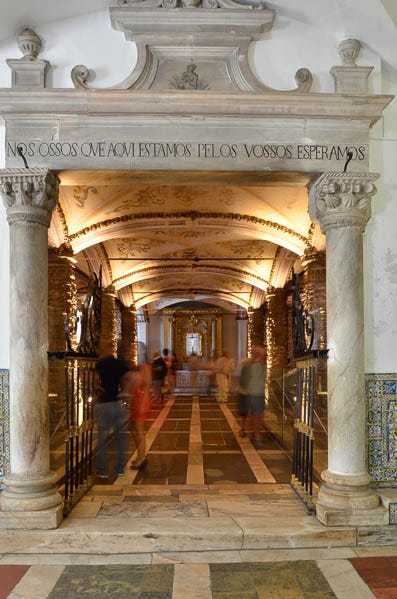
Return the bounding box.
[291,350,328,511]
[64,356,96,515]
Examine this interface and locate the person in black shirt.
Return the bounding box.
[151,350,167,408]
[95,341,129,478]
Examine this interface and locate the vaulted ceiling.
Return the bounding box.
[49,170,324,314]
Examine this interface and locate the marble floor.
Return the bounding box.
[2,394,397,597]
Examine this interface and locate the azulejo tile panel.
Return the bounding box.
[0,369,10,491]
[366,373,397,488]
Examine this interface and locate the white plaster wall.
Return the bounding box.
[0,8,394,373]
[364,71,397,373]
[0,204,9,368]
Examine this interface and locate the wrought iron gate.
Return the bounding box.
[63,356,96,514]
[291,354,326,511]
[290,271,328,511]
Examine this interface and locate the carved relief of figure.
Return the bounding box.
[181,63,199,89]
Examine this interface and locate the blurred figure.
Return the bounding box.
[163,348,176,397]
[95,341,129,478]
[151,350,167,408]
[215,350,234,403]
[239,345,267,448]
[122,361,151,470]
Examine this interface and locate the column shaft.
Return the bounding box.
[327,227,365,475]
[309,171,383,525]
[10,220,50,475]
[0,169,63,526]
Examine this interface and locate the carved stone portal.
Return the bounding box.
[71,2,313,93]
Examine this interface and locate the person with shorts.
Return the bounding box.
[239,345,267,448]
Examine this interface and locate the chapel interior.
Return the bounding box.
[46,168,327,506]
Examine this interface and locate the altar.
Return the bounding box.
[174,370,217,396]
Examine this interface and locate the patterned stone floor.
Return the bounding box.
[2,395,397,597]
[2,551,397,598]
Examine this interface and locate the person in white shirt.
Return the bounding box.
[215,350,234,403]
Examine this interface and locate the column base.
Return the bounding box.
[0,505,63,529]
[316,469,385,526]
[0,471,63,513]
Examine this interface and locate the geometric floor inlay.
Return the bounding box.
[209,561,336,598]
[48,564,174,599]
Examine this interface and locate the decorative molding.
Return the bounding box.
[70,3,313,94]
[113,262,269,288]
[117,0,266,8]
[69,210,308,244]
[308,172,379,233]
[55,202,70,243]
[0,168,59,227]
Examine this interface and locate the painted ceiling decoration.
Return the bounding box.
[49,174,322,313]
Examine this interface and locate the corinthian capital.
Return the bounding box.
[308,172,379,233]
[0,168,59,227]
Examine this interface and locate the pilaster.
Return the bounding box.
[309,171,387,525]
[247,305,265,356]
[301,248,326,351]
[48,246,77,434]
[120,304,137,364]
[0,168,63,528]
[100,286,117,356]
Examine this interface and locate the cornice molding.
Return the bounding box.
[134,287,249,308]
[0,90,392,125]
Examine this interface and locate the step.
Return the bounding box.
[0,515,357,555]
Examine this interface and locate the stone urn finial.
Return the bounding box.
[17,27,43,60]
[337,39,361,67]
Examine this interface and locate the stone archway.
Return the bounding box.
[0,1,393,528]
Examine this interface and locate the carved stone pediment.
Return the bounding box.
[71,2,313,93]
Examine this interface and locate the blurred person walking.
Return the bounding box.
[239,345,267,448]
[94,341,129,478]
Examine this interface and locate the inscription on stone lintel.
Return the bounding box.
[7,140,367,165]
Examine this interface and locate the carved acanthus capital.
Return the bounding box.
[308,172,379,233]
[0,169,59,227]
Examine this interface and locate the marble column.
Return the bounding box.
[120,304,137,364]
[309,171,385,525]
[0,169,63,528]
